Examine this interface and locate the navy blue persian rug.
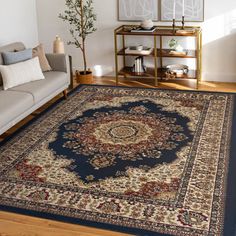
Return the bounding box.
[0,85,235,236]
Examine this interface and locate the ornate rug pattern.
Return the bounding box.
[0,85,236,236]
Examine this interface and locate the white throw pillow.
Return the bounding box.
[0,57,45,90]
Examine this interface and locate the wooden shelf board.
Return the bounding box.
[117,48,196,58]
[116,27,199,37]
[118,67,197,80]
[158,49,196,58]
[119,67,155,78]
[117,48,154,57]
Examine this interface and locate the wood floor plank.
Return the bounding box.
[0,77,236,236]
[0,211,130,236]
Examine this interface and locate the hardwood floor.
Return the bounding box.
[0,77,236,236]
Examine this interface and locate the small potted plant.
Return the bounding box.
[59,0,97,84]
[168,38,178,50]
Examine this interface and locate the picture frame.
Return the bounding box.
[161,0,204,22]
[118,0,159,22]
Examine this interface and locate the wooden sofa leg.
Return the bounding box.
[63,90,68,99]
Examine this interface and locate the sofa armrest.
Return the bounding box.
[46,53,69,73]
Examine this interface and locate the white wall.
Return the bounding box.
[36,0,119,76]
[36,0,236,82]
[202,3,236,82]
[0,0,38,47]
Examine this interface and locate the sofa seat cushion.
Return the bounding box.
[0,90,34,129]
[9,71,68,103]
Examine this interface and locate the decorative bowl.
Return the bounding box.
[166,64,189,75]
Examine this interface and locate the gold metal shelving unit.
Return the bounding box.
[114,25,202,89]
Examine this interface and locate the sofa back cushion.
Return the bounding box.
[33,44,52,72]
[0,42,26,86]
[0,57,45,90]
[2,48,32,65]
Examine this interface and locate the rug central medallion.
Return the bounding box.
[49,101,191,183]
[94,120,152,145]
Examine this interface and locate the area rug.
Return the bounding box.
[0,85,235,236]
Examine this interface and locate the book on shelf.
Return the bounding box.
[131,26,157,33]
[125,46,153,55]
[132,57,146,73]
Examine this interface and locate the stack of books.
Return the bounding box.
[132,57,146,73]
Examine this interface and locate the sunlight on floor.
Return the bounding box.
[200,82,217,88]
[130,81,156,88]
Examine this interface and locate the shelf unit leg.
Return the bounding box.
[122,35,127,79]
[114,31,119,86]
[200,31,203,82]
[122,35,126,68]
[196,30,202,90]
[196,32,199,89]
[160,36,163,80]
[154,35,158,87]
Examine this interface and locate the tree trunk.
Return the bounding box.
[80,0,87,74]
[82,38,87,74]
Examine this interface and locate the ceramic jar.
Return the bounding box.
[53,36,65,54]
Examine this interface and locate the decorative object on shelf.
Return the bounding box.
[172,0,176,33]
[136,45,143,51]
[172,19,176,33]
[141,19,154,30]
[168,39,186,55]
[161,0,204,22]
[131,26,157,33]
[165,70,176,80]
[181,0,185,29]
[125,46,153,55]
[132,56,146,73]
[118,0,158,21]
[168,38,178,50]
[175,44,184,52]
[182,16,185,29]
[53,36,65,54]
[59,0,97,84]
[123,25,136,32]
[166,64,189,76]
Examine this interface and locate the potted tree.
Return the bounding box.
[59,0,97,84]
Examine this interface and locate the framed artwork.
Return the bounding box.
[118,0,158,21]
[161,0,204,22]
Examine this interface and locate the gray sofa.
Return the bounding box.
[0,42,70,136]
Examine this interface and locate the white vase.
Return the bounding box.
[141,19,154,30]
